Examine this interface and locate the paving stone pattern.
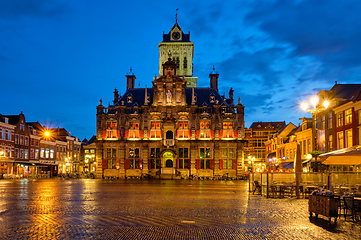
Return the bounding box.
[0,179,360,239]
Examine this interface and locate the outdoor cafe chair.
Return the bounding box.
[253,181,262,195]
[343,196,361,222]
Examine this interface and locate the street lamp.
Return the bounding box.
[301,96,329,172]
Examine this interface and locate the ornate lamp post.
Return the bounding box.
[301,96,329,172]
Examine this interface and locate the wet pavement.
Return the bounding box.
[0,179,360,239]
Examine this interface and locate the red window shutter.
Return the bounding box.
[233,159,237,169]
[219,159,223,169]
[116,159,120,169]
[139,130,144,139]
[219,130,223,138]
[210,159,214,169]
[176,130,179,138]
[196,130,200,138]
[124,130,129,138]
[102,130,106,138]
[148,159,151,168]
[102,159,107,169]
[196,159,200,169]
[234,130,238,138]
[210,130,215,139]
[117,130,120,138]
[189,130,192,138]
[139,159,142,169]
[176,159,179,168]
[124,159,129,169]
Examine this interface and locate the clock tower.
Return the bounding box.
[158,15,197,87]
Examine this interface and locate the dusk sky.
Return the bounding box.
[2,0,361,139]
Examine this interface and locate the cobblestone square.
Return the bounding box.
[0,179,360,239]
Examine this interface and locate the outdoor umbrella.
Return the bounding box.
[294,143,302,198]
[294,143,302,172]
[320,148,361,165]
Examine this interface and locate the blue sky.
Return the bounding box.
[1,0,361,139]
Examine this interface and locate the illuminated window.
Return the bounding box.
[345,109,352,125]
[199,121,210,138]
[106,148,117,169]
[200,147,211,169]
[129,121,140,138]
[345,129,353,148]
[222,148,234,169]
[337,132,344,149]
[178,148,189,169]
[222,121,233,138]
[336,113,343,127]
[129,148,140,169]
[35,149,39,159]
[177,121,189,138]
[149,148,161,169]
[106,121,118,138]
[328,113,332,129]
[328,135,333,151]
[150,121,161,138]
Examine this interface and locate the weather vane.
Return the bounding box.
[176,8,179,23]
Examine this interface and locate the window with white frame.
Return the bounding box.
[337,113,343,127]
[129,121,140,138]
[337,132,344,149]
[150,121,161,138]
[129,148,140,169]
[345,109,352,125]
[178,148,189,169]
[1,129,4,140]
[222,148,234,169]
[106,121,117,138]
[200,147,211,169]
[199,121,210,138]
[345,129,353,148]
[222,121,233,138]
[177,120,189,138]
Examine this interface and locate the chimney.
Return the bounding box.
[209,66,219,91]
[126,67,136,90]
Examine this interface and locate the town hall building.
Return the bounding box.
[95,18,246,179]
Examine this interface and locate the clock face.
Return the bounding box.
[172,32,180,40]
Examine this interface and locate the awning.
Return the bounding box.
[267,152,276,159]
[320,148,361,165]
[15,162,48,167]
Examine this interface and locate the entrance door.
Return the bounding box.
[162,152,174,168]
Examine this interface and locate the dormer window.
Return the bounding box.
[4,118,8,124]
[127,96,133,103]
[210,96,215,103]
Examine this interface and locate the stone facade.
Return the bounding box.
[95,21,246,179]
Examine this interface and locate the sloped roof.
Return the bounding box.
[346,87,361,102]
[115,87,230,108]
[331,84,361,100]
[2,115,20,125]
[162,23,190,43]
[249,121,286,130]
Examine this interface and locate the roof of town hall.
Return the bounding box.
[115,87,231,108]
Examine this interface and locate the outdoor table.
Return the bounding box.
[270,184,299,198]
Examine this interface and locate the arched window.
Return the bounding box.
[166,130,173,139]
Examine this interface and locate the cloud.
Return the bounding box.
[245,0,361,68]
[0,0,68,19]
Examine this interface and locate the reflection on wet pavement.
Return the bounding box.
[0,179,360,239]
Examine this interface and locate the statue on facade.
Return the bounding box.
[166,90,172,103]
